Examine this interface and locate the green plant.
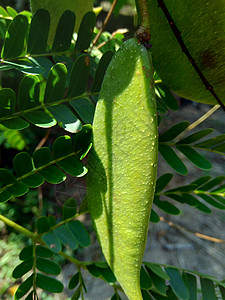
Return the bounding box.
[0,1,225,300]
[135,0,225,106]
[87,37,158,300]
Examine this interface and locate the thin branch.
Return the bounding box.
[35,129,51,150]
[157,0,225,112]
[160,216,225,244]
[92,0,119,47]
[174,104,220,142]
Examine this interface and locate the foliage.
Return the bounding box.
[0,2,225,300]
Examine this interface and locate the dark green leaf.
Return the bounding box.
[176,145,211,170]
[73,124,93,156]
[198,194,225,210]
[166,193,184,204]
[155,173,173,193]
[33,147,52,166]
[182,273,197,300]
[13,152,33,177]
[212,183,225,193]
[147,269,167,296]
[198,176,225,191]
[179,194,199,207]
[23,110,56,128]
[69,97,95,124]
[141,290,154,300]
[156,94,168,114]
[211,141,225,153]
[144,263,170,280]
[154,197,181,215]
[7,181,28,197]
[165,184,196,194]
[156,82,179,111]
[159,144,187,175]
[36,245,54,258]
[71,286,81,300]
[149,291,168,300]
[0,88,16,117]
[12,258,33,279]
[140,266,153,290]
[195,200,212,214]
[87,264,101,278]
[48,104,81,133]
[165,268,189,300]
[200,278,217,300]
[22,173,44,188]
[0,189,12,203]
[24,291,34,300]
[19,245,33,261]
[44,63,67,103]
[36,257,61,275]
[57,157,88,177]
[68,54,90,98]
[14,274,34,300]
[42,232,62,253]
[1,14,28,59]
[27,9,50,54]
[195,134,225,148]
[36,216,51,234]
[150,209,160,223]
[52,10,75,52]
[36,273,64,293]
[0,168,16,185]
[176,129,214,145]
[159,121,190,142]
[219,285,225,300]
[99,266,117,284]
[91,51,114,93]
[166,286,179,299]
[68,272,79,290]
[0,117,29,130]
[18,75,40,110]
[53,224,78,250]
[53,135,72,158]
[191,176,211,188]
[68,220,91,247]
[75,11,96,52]
[39,166,66,184]
[211,194,225,205]
[63,198,77,220]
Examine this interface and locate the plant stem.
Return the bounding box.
[174,104,220,142]
[0,214,34,239]
[92,0,119,47]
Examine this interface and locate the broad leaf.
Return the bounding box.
[36,273,64,293]
[52,10,76,52]
[27,9,50,55]
[165,268,189,300]
[159,144,187,175]
[1,14,28,59]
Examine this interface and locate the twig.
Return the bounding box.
[175,104,220,141]
[160,216,225,244]
[35,128,51,150]
[157,0,225,112]
[92,0,119,47]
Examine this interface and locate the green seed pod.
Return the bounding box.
[87,38,158,300]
